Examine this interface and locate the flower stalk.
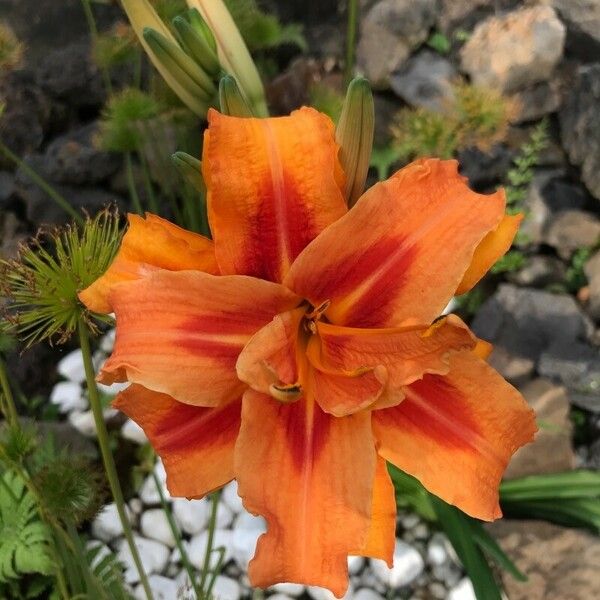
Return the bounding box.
[77,318,154,600]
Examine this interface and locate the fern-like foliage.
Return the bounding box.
[0,471,54,582]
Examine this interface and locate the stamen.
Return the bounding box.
[269,382,303,403]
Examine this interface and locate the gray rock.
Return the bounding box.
[510,80,563,123]
[560,64,600,200]
[487,346,535,387]
[538,339,600,413]
[504,379,575,478]
[460,6,565,93]
[457,144,513,190]
[487,520,600,600]
[357,0,439,89]
[545,0,600,60]
[544,210,600,259]
[507,255,566,288]
[390,50,456,112]
[471,284,593,362]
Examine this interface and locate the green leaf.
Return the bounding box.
[388,466,436,521]
[0,471,54,582]
[500,470,600,501]
[431,496,503,600]
[469,520,526,582]
[427,32,451,54]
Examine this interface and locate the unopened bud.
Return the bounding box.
[171,152,206,194]
[335,77,375,207]
[219,75,254,117]
[173,11,220,78]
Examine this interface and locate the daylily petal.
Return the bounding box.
[79,213,218,314]
[285,159,506,327]
[203,107,347,283]
[311,315,476,398]
[113,384,240,497]
[372,352,537,521]
[235,390,377,596]
[456,213,523,295]
[350,456,396,564]
[306,334,388,416]
[236,308,305,396]
[100,270,299,406]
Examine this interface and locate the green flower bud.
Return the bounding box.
[219,75,254,117]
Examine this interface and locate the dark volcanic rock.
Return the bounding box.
[36,41,105,112]
[560,64,600,200]
[471,284,593,361]
[0,70,52,168]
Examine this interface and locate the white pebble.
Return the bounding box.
[68,408,118,437]
[121,419,148,444]
[222,480,244,514]
[231,524,264,570]
[98,380,130,396]
[211,575,241,600]
[169,540,190,565]
[188,529,233,570]
[141,509,176,547]
[140,461,170,505]
[129,497,143,515]
[134,574,178,600]
[308,584,354,600]
[50,381,86,413]
[427,534,449,566]
[117,535,169,584]
[57,349,86,383]
[348,555,365,575]
[233,511,265,532]
[371,541,424,588]
[215,501,234,528]
[448,578,477,600]
[91,502,132,543]
[353,590,385,600]
[270,582,305,596]
[269,595,296,600]
[99,329,116,353]
[173,497,210,535]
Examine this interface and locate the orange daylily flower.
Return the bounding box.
[80,107,537,597]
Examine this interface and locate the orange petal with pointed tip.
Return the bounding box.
[203,108,347,283]
[373,352,537,521]
[311,315,476,400]
[100,270,299,406]
[114,384,240,497]
[79,213,218,314]
[350,456,396,564]
[456,213,523,295]
[235,390,377,596]
[285,159,506,327]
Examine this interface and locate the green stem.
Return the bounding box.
[125,153,144,215]
[0,140,84,225]
[77,318,154,600]
[151,470,201,597]
[198,491,220,595]
[81,0,112,94]
[344,0,359,87]
[139,152,159,214]
[0,354,19,427]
